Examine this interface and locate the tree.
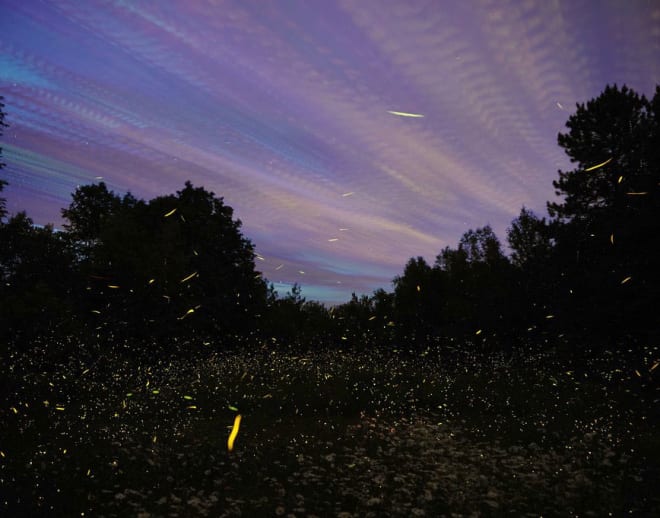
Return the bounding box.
[393,256,442,341]
[61,181,268,339]
[0,212,77,340]
[548,84,656,223]
[434,226,511,337]
[507,207,552,270]
[0,95,8,222]
[547,84,660,342]
[61,182,123,260]
[333,293,375,343]
[458,225,506,267]
[506,208,556,333]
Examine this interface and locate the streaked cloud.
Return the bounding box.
[1,0,658,304]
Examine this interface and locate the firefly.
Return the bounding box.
[584,158,612,171]
[180,272,198,283]
[227,415,242,452]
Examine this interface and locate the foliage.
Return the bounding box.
[0,212,78,340]
[1,84,659,349]
[0,95,8,222]
[546,84,660,341]
[385,84,659,347]
[62,181,268,339]
[3,340,658,516]
[506,207,553,270]
[548,84,657,223]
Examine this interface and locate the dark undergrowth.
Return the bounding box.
[1,337,658,517]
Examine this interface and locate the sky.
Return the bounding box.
[1,1,659,304]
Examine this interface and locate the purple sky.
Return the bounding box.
[1,1,659,304]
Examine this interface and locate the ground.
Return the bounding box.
[2,338,658,516]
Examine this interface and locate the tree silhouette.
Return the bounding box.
[0,95,8,222]
[62,181,268,340]
[548,84,654,223]
[61,182,123,259]
[393,256,441,341]
[437,226,511,337]
[0,212,77,341]
[505,208,557,334]
[507,207,552,270]
[547,84,660,341]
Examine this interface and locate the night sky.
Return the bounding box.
[1,1,659,304]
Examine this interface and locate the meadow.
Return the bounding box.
[2,338,658,517]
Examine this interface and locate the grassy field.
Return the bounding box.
[2,338,659,517]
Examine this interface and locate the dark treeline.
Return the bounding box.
[1,84,659,353]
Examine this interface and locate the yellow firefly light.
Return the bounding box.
[180,271,198,283]
[227,414,242,452]
[584,157,612,171]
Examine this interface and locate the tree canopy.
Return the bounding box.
[1,84,658,350]
[0,95,8,222]
[61,181,268,339]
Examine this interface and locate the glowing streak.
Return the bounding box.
[416,285,421,292]
[387,110,425,118]
[584,158,612,171]
[227,414,242,451]
[107,285,120,289]
[610,234,614,245]
[545,315,555,319]
[626,192,648,195]
[328,238,339,242]
[650,361,659,372]
[275,264,284,270]
[368,316,376,321]
[475,329,482,335]
[618,176,623,184]
[621,276,632,284]
[228,405,238,411]
[148,279,155,284]
[180,272,198,283]
[164,208,177,217]
[91,310,101,314]
[341,192,354,197]
[178,308,195,319]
